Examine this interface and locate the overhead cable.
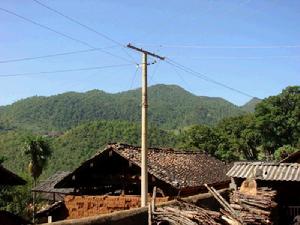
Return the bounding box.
[0,7,134,64]
[0,64,133,77]
[135,43,300,49]
[0,46,117,64]
[165,58,255,98]
[32,0,137,64]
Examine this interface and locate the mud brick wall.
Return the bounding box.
[64,195,169,219]
[41,189,229,225]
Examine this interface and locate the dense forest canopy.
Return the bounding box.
[181,86,300,161]
[0,84,247,131]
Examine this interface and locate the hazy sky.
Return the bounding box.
[0,0,299,106]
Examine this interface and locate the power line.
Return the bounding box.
[0,46,117,64]
[165,58,255,98]
[148,60,161,86]
[2,48,297,65]
[168,55,300,60]
[129,65,139,90]
[0,7,134,64]
[32,0,137,64]
[32,0,121,46]
[135,43,300,49]
[167,60,192,91]
[0,64,132,78]
[0,7,94,48]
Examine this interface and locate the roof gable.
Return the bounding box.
[0,166,26,185]
[56,143,230,189]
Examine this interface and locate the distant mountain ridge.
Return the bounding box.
[0,84,254,131]
[240,97,262,112]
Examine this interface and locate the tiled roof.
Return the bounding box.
[32,171,73,194]
[113,144,230,188]
[56,143,231,189]
[226,162,300,181]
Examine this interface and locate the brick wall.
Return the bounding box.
[64,195,169,219]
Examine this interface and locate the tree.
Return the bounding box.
[215,114,260,160]
[177,115,261,161]
[0,156,6,164]
[274,145,299,161]
[179,125,219,155]
[23,135,52,223]
[255,86,300,158]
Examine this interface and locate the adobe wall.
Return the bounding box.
[41,188,229,225]
[64,195,169,219]
[41,206,148,225]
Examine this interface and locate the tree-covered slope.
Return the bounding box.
[240,97,262,112]
[0,129,30,174]
[48,120,177,175]
[0,84,244,131]
[0,120,177,178]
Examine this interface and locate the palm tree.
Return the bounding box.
[23,135,52,223]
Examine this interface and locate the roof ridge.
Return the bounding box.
[107,142,214,155]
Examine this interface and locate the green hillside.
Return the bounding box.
[0,84,244,131]
[240,97,261,112]
[0,120,177,177]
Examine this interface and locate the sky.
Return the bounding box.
[0,0,299,106]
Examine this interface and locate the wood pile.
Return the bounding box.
[229,187,278,225]
[151,185,278,225]
[152,199,226,225]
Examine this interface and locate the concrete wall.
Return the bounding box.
[42,188,229,225]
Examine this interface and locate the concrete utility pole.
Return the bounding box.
[127,43,165,207]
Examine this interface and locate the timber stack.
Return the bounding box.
[229,187,278,225]
[152,199,226,225]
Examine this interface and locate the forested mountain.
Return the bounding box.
[240,97,262,112]
[0,84,245,131]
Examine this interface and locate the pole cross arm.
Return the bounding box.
[127,43,165,60]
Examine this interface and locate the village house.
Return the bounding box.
[37,143,231,222]
[33,172,74,223]
[32,171,73,202]
[0,165,26,186]
[227,151,300,224]
[0,165,29,225]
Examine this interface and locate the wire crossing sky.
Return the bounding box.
[0,0,299,106]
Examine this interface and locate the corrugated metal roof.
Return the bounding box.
[226,162,300,181]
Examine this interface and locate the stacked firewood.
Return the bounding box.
[153,199,226,225]
[229,187,278,225]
